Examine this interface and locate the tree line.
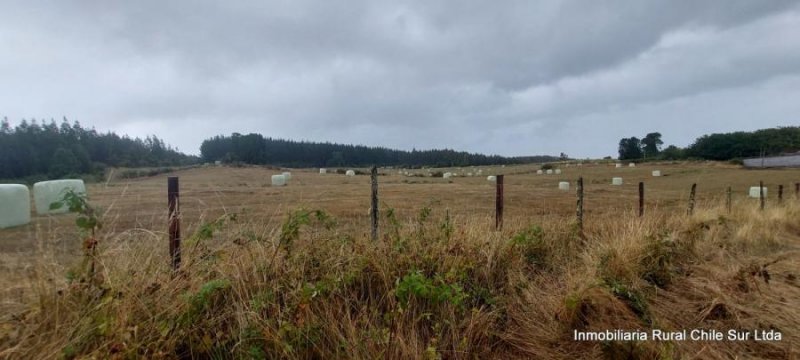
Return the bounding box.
[200,133,558,168]
[618,127,800,161]
[0,118,197,180]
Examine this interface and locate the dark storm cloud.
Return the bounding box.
[2,1,800,157]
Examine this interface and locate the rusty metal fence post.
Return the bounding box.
[371,166,379,241]
[168,176,181,270]
[495,175,504,230]
[638,182,644,217]
[576,177,584,232]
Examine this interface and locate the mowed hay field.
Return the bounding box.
[4,161,799,244]
[2,162,797,254]
[2,161,800,359]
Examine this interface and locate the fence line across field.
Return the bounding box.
[163,173,797,270]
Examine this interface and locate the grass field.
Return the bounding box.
[2,161,797,249]
[2,161,800,359]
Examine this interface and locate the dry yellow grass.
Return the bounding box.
[1,162,799,359]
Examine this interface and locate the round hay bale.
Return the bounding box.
[33,179,86,215]
[749,186,767,198]
[0,184,31,228]
[271,175,286,186]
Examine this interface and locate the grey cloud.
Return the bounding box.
[1,1,800,157]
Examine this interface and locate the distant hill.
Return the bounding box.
[200,133,559,168]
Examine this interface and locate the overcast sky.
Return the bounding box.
[2,1,800,158]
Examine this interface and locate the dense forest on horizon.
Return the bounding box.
[199,133,559,168]
[618,127,800,161]
[685,127,800,160]
[4,117,799,181]
[0,118,198,180]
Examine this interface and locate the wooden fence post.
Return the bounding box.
[759,181,765,211]
[495,175,504,230]
[726,186,732,214]
[795,182,799,200]
[576,177,584,232]
[688,183,697,216]
[371,166,379,241]
[778,184,783,204]
[638,182,644,217]
[168,176,181,270]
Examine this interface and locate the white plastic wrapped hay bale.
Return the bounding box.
[652,170,661,177]
[443,172,452,179]
[612,177,623,186]
[536,170,543,175]
[0,184,31,228]
[33,180,86,215]
[282,172,292,181]
[467,172,473,177]
[346,170,356,176]
[558,182,570,191]
[615,163,622,168]
[555,169,562,175]
[214,160,222,166]
[319,168,327,174]
[546,169,553,175]
[487,176,497,182]
[271,174,286,186]
[629,163,636,167]
[749,186,767,198]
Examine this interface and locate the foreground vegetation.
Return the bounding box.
[2,197,799,358]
